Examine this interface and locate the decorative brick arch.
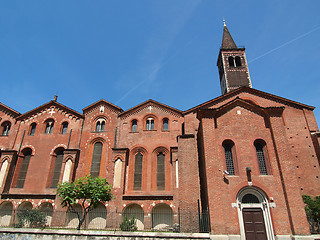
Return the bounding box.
[146,201,174,213]
[21,146,35,155]
[152,146,170,155]
[49,144,67,156]
[130,146,148,155]
[113,155,124,162]
[142,114,158,130]
[0,157,9,164]
[63,155,74,163]
[37,199,55,207]
[84,136,111,150]
[17,200,36,209]
[42,116,57,124]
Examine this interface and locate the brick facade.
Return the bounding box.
[0,25,319,239]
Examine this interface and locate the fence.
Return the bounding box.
[0,208,210,233]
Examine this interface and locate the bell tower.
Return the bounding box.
[217,21,252,95]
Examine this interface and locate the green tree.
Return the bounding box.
[56,175,113,230]
[302,195,320,232]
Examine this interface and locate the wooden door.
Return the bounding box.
[242,208,267,240]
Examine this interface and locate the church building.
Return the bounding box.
[0,23,319,240]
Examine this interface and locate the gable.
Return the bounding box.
[16,101,83,122]
[197,97,286,130]
[0,102,20,119]
[83,99,123,115]
[217,106,267,131]
[119,99,183,120]
[185,87,314,115]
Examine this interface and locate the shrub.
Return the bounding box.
[16,209,47,228]
[120,215,137,231]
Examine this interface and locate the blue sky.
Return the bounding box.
[0,1,320,122]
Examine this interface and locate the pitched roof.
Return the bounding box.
[184,87,315,114]
[16,100,83,120]
[221,23,237,49]
[0,102,21,118]
[82,99,123,114]
[119,99,183,118]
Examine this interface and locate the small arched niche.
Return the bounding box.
[123,204,144,230]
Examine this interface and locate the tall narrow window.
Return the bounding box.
[29,123,36,136]
[95,119,106,132]
[132,120,137,132]
[1,122,11,136]
[254,140,268,175]
[45,120,54,134]
[228,56,235,67]
[101,121,105,131]
[157,153,165,191]
[61,122,68,135]
[146,118,154,130]
[235,56,242,66]
[163,119,168,131]
[133,153,143,190]
[223,140,235,175]
[96,121,101,131]
[90,142,103,178]
[50,149,64,188]
[16,149,32,188]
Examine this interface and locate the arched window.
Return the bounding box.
[235,56,242,66]
[90,142,103,178]
[242,193,260,203]
[162,118,168,131]
[29,123,36,136]
[50,148,64,188]
[254,140,269,175]
[61,122,68,135]
[101,121,105,131]
[16,149,32,188]
[133,152,143,190]
[228,56,235,67]
[1,121,11,136]
[157,152,165,190]
[95,119,106,132]
[223,140,236,175]
[146,118,154,130]
[131,120,137,132]
[45,119,54,134]
[96,121,100,131]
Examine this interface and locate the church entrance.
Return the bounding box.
[237,187,274,240]
[242,208,267,240]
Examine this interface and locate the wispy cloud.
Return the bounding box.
[115,0,201,105]
[248,25,320,63]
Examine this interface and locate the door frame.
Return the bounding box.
[236,187,275,240]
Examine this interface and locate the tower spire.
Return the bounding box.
[217,22,252,95]
[221,21,237,49]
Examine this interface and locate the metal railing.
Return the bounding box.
[0,209,210,233]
